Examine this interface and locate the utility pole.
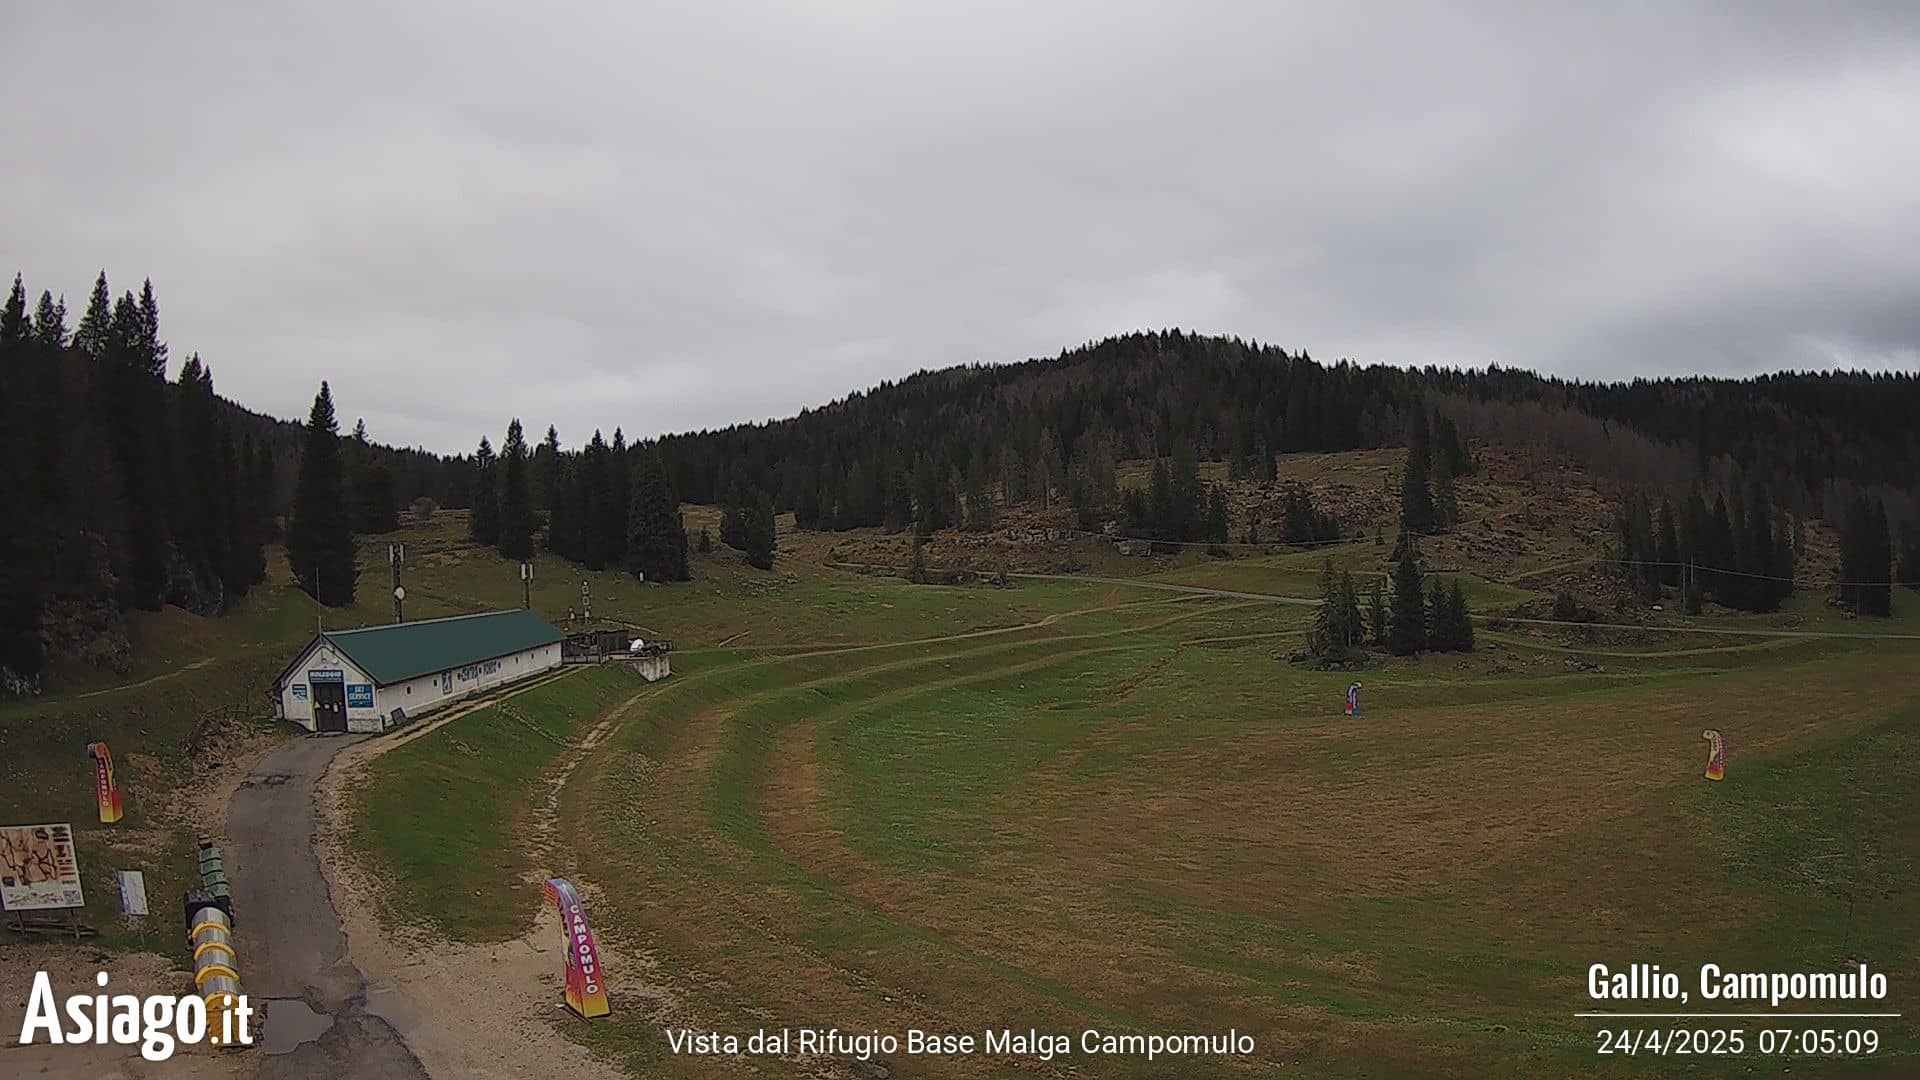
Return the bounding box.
[521,561,534,610]
[581,579,592,622]
[391,542,406,623]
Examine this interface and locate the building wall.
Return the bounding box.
[276,641,563,734]
[275,642,378,734]
[370,642,563,729]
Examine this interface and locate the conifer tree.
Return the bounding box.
[175,356,230,602]
[347,420,398,534]
[605,429,631,567]
[1205,485,1230,545]
[626,447,690,582]
[26,290,66,508]
[73,272,111,362]
[223,428,266,593]
[498,419,533,560]
[1431,450,1459,528]
[1388,544,1427,655]
[469,437,500,545]
[1311,560,1364,662]
[728,489,776,570]
[286,383,358,606]
[964,453,995,532]
[884,457,914,533]
[1895,529,1920,590]
[1841,496,1892,616]
[103,288,169,608]
[907,534,929,584]
[533,425,562,511]
[1424,578,1446,649]
[1656,498,1681,588]
[0,276,44,681]
[1446,580,1474,651]
[1400,406,1435,535]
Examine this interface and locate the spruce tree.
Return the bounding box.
[533,425,562,511]
[1400,406,1434,535]
[1368,577,1387,644]
[73,272,111,362]
[222,428,266,595]
[0,276,44,681]
[1167,439,1203,541]
[498,419,533,560]
[1311,560,1362,662]
[1448,580,1474,651]
[1205,485,1230,545]
[626,448,690,582]
[743,490,777,570]
[1839,496,1891,616]
[1426,578,1450,651]
[907,534,929,583]
[1898,529,1920,590]
[347,420,397,534]
[605,429,631,568]
[286,383,358,606]
[884,458,914,533]
[1388,544,1427,655]
[1656,498,1680,588]
[577,431,610,568]
[1431,451,1459,528]
[964,453,994,532]
[469,437,500,545]
[103,289,169,609]
[27,290,67,508]
[175,356,230,602]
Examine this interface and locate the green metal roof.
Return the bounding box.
[318,609,562,686]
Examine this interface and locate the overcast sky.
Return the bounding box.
[7,3,1918,453]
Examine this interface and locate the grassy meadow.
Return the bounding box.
[342,513,1920,1077]
[7,501,1916,1076]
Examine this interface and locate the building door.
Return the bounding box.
[312,681,348,733]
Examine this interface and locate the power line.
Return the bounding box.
[1605,556,1917,589]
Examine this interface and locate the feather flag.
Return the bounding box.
[88,742,123,823]
[1702,728,1726,782]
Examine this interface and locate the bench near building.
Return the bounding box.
[273,609,563,733]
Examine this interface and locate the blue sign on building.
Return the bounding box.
[291,684,308,701]
[346,684,374,709]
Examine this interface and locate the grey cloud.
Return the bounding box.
[6,2,1917,452]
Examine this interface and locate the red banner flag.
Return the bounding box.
[88,742,123,824]
[545,877,610,1018]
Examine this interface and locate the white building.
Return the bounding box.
[273,609,564,733]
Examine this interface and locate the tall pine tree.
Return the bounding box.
[626,447,690,582]
[498,419,533,560]
[469,437,500,546]
[286,383,358,606]
[1387,543,1427,655]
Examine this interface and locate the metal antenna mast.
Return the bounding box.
[390,542,406,623]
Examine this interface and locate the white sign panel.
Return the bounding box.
[117,870,149,917]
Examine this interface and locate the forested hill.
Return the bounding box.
[0,271,467,690]
[653,329,1919,530]
[5,267,1915,692]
